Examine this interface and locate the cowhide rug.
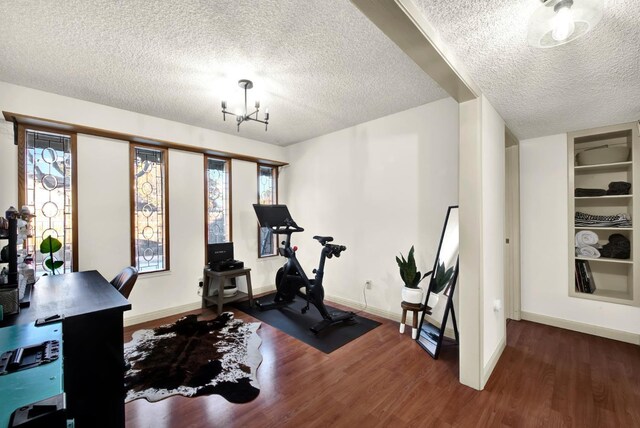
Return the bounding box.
[124,312,262,403]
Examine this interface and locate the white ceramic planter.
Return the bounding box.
[427,292,439,309]
[401,286,423,304]
[223,285,238,297]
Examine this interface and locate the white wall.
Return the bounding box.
[480,97,506,372]
[76,135,131,289]
[520,134,640,335]
[0,121,18,212]
[458,98,482,389]
[0,82,286,323]
[458,95,506,390]
[280,97,459,317]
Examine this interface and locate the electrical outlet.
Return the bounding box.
[365,280,372,290]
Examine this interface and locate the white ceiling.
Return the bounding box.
[0,0,447,146]
[413,0,640,140]
[1,1,637,145]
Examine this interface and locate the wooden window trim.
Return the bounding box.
[257,163,279,259]
[130,143,170,274]
[17,124,79,272]
[203,156,233,260]
[5,111,287,167]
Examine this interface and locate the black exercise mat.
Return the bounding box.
[232,293,381,354]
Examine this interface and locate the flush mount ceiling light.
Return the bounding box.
[528,0,603,48]
[221,79,270,132]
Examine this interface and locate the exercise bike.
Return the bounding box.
[253,204,355,334]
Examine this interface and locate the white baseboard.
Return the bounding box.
[521,311,640,346]
[324,293,401,322]
[482,335,506,388]
[325,293,456,341]
[252,285,276,296]
[124,285,277,327]
[124,302,202,327]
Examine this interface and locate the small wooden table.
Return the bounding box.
[400,301,431,339]
[202,267,253,314]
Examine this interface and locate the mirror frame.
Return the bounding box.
[416,205,460,359]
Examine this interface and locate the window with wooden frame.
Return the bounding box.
[205,157,231,246]
[257,164,278,257]
[18,126,78,276]
[130,144,169,273]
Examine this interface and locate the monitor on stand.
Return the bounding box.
[253,204,296,229]
[207,242,234,266]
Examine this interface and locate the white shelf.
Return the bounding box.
[572,288,634,304]
[574,195,632,200]
[593,289,633,300]
[575,227,633,231]
[574,161,632,172]
[575,256,633,265]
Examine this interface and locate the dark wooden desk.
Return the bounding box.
[0,323,64,427]
[0,270,131,428]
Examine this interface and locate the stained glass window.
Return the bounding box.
[23,130,75,276]
[206,157,230,244]
[131,146,169,273]
[258,165,278,257]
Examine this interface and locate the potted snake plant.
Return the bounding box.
[426,260,455,307]
[396,246,428,304]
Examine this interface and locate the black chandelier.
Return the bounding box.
[221,79,269,132]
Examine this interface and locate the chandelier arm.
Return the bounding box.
[222,110,235,122]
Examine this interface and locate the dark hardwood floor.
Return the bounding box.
[124,304,640,428]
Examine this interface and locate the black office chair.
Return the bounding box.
[110,266,138,299]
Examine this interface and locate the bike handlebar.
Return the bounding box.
[270,225,305,234]
[324,243,347,258]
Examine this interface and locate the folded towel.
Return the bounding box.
[575,212,632,227]
[608,233,630,244]
[606,181,632,195]
[600,233,631,259]
[576,246,601,258]
[575,231,599,248]
[575,188,607,197]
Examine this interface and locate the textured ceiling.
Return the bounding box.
[413,0,640,140]
[0,0,448,146]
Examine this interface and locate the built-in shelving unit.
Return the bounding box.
[568,122,639,306]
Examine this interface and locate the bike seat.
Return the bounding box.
[313,235,333,245]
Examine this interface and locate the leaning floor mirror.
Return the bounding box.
[417,205,459,359]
